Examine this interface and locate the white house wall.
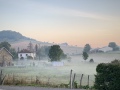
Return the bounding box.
[18,53,36,60]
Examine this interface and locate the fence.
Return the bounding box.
[1,69,95,89]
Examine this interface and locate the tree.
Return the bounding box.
[35,44,38,52]
[36,46,50,60]
[108,42,119,51]
[48,45,65,61]
[83,44,91,53]
[10,48,18,60]
[27,42,34,52]
[0,41,17,60]
[82,52,89,61]
[94,60,120,90]
[0,41,11,51]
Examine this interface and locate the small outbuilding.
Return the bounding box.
[0,47,13,67]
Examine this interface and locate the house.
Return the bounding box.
[18,49,36,60]
[0,47,13,67]
[98,46,113,52]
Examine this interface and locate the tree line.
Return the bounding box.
[0,41,67,61]
[82,42,120,62]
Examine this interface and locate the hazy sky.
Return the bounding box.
[0,0,120,47]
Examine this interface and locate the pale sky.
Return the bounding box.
[0,0,120,48]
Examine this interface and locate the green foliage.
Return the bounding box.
[35,44,38,52]
[0,41,18,59]
[27,56,33,60]
[108,42,119,51]
[48,45,65,61]
[79,85,89,89]
[36,46,51,59]
[0,41,11,51]
[94,60,120,90]
[10,48,18,60]
[82,52,89,60]
[89,58,94,63]
[83,44,91,53]
[111,59,120,65]
[60,53,67,59]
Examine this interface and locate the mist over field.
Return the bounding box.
[0,0,120,89]
[1,52,120,86]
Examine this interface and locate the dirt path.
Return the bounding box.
[0,85,86,90]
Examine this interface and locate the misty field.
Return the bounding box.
[1,52,120,86]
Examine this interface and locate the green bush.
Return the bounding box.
[94,60,120,90]
[89,59,94,63]
[27,56,33,60]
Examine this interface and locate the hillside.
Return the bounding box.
[0,30,36,42]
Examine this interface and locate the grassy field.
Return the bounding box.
[1,52,120,86]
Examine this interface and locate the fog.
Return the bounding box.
[1,52,120,86]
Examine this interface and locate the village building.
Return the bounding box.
[98,46,113,52]
[90,47,113,53]
[18,49,36,60]
[0,47,13,67]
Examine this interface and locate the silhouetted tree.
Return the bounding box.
[83,44,91,53]
[36,46,50,60]
[0,41,17,60]
[48,45,64,61]
[0,41,11,51]
[17,47,20,53]
[82,52,89,61]
[27,42,34,52]
[35,44,38,52]
[108,42,119,51]
[10,48,18,60]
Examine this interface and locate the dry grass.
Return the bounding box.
[1,52,120,87]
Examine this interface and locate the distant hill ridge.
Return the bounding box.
[0,30,36,42]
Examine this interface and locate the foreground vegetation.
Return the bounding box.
[1,60,120,90]
[94,59,120,90]
[0,69,94,89]
[1,51,120,89]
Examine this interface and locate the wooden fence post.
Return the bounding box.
[70,69,73,89]
[12,74,15,84]
[72,73,76,89]
[80,74,83,88]
[88,75,89,89]
[0,70,6,85]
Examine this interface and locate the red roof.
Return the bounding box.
[19,49,32,53]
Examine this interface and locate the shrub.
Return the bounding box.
[27,56,33,60]
[111,59,120,65]
[89,59,94,63]
[94,60,120,90]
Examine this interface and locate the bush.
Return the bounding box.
[94,60,120,90]
[89,59,94,63]
[111,59,120,65]
[27,56,33,60]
